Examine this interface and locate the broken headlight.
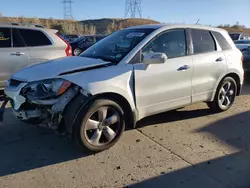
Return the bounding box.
[22,79,72,99]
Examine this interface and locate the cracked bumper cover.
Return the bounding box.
[5,84,78,122]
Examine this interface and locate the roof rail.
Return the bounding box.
[0,22,45,28]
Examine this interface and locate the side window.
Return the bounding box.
[142,29,187,58]
[96,36,104,41]
[86,36,94,43]
[212,31,231,50]
[0,28,11,48]
[191,29,216,54]
[19,29,52,47]
[12,29,25,47]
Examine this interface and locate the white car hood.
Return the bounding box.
[11,56,111,82]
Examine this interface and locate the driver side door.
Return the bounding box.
[133,29,193,118]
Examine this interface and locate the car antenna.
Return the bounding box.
[196,19,200,25]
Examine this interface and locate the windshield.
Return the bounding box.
[80,28,155,63]
[229,33,240,40]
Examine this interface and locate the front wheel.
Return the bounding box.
[207,77,237,112]
[73,99,125,152]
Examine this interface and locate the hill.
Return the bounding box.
[0,16,249,36]
[79,18,160,34]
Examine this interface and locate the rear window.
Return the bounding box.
[0,28,11,48]
[19,29,52,47]
[229,33,240,40]
[212,31,232,50]
[191,29,216,54]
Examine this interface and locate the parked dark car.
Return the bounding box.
[242,47,250,72]
[69,35,106,56]
[61,34,79,43]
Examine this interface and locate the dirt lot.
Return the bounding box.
[0,84,250,188]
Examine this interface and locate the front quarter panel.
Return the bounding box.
[59,64,136,111]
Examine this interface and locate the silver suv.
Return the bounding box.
[5,24,244,152]
[0,23,72,89]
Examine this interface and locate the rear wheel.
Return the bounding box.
[73,99,125,152]
[73,48,82,56]
[207,77,237,112]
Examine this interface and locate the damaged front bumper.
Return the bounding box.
[5,80,79,129]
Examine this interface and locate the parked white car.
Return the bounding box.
[5,24,244,152]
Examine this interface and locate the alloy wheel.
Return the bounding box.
[74,48,82,56]
[218,80,236,109]
[83,106,121,146]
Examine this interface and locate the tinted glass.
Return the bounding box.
[12,29,25,47]
[96,36,105,41]
[74,36,86,43]
[86,36,94,42]
[212,31,231,50]
[191,29,216,54]
[81,28,155,63]
[19,29,52,46]
[142,29,186,58]
[229,33,240,40]
[0,28,11,48]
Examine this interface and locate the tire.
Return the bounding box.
[207,77,237,112]
[73,48,82,56]
[73,99,126,152]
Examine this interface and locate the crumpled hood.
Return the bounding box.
[11,56,111,82]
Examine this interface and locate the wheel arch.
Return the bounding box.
[211,72,242,101]
[63,92,137,138]
[92,92,137,129]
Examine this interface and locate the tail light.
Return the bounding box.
[55,34,72,56]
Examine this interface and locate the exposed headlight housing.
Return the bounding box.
[22,79,72,99]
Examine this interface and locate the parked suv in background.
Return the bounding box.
[70,34,106,56]
[0,23,72,89]
[5,24,244,152]
[229,32,250,41]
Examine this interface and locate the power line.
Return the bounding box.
[125,0,142,18]
[62,0,74,20]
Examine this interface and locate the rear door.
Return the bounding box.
[18,28,54,65]
[190,29,227,103]
[0,27,29,88]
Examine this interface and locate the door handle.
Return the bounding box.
[215,57,224,62]
[10,52,25,56]
[177,65,191,71]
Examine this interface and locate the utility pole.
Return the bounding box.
[62,0,74,20]
[196,19,200,25]
[125,0,142,18]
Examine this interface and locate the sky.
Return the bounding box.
[0,0,249,27]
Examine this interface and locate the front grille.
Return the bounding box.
[9,79,22,87]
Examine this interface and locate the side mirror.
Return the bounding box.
[143,52,168,65]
